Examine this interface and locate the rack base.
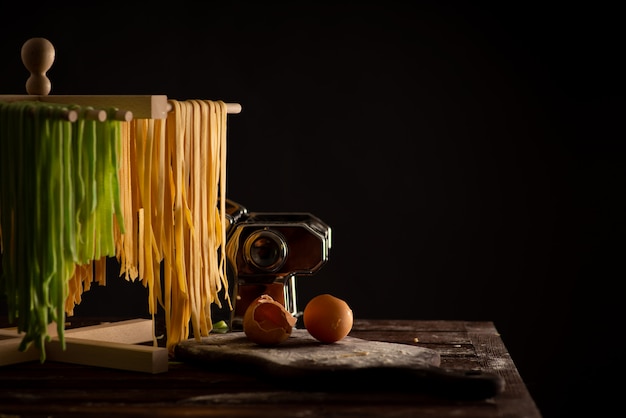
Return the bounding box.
[0,318,168,373]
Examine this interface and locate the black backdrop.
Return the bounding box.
[1,2,623,417]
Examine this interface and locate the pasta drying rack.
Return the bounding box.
[0,37,241,373]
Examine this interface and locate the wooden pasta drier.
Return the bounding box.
[0,37,241,373]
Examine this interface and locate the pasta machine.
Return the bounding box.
[220,199,331,330]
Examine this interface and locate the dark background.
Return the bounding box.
[1,2,623,417]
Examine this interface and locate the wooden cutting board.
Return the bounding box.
[174,329,505,400]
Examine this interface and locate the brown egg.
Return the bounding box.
[243,294,297,345]
[303,293,353,343]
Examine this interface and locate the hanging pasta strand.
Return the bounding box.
[190,100,202,337]
[197,100,211,334]
[149,117,166,334]
[217,100,229,309]
[168,100,191,350]
[115,120,138,281]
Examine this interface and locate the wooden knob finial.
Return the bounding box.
[21,37,55,95]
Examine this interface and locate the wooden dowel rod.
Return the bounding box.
[226,102,242,114]
[85,108,107,122]
[115,109,133,122]
[165,102,242,114]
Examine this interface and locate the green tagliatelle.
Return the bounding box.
[0,101,124,361]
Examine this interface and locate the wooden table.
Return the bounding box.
[0,319,541,418]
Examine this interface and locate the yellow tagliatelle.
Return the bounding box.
[115,99,231,354]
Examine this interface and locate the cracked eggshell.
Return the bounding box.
[243,294,297,346]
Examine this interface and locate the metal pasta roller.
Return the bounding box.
[221,199,331,330]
